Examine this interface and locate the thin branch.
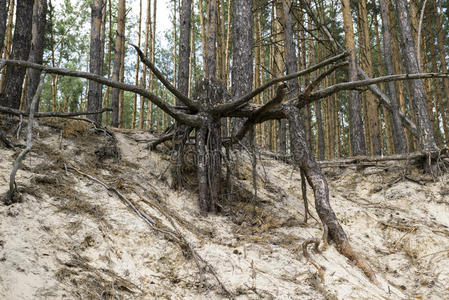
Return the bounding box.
[131,44,200,112]
[213,52,348,114]
[304,62,348,96]
[417,0,428,70]
[0,59,201,128]
[0,106,112,118]
[8,72,46,203]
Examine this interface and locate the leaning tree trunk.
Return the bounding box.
[25,0,47,112]
[0,0,34,109]
[284,102,376,283]
[87,0,105,124]
[395,0,439,157]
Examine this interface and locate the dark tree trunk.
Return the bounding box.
[379,0,407,154]
[231,0,253,142]
[25,0,47,112]
[194,79,226,214]
[284,102,376,282]
[395,0,439,154]
[0,0,34,109]
[0,0,6,55]
[87,0,105,124]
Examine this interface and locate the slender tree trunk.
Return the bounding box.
[0,0,34,109]
[434,0,449,144]
[275,0,286,154]
[204,0,217,79]
[139,0,151,129]
[132,0,143,129]
[103,0,113,125]
[340,0,366,156]
[147,0,157,130]
[87,0,104,124]
[111,0,126,127]
[198,0,206,75]
[357,0,381,156]
[25,0,47,112]
[395,0,439,154]
[0,0,7,57]
[178,0,191,100]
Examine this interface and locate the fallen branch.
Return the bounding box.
[0,105,112,118]
[6,72,46,204]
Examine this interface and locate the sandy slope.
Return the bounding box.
[0,117,448,299]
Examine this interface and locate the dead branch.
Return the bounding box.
[131,44,200,112]
[0,130,15,148]
[213,52,348,114]
[6,72,46,204]
[302,239,325,282]
[0,105,112,118]
[0,59,201,127]
[304,62,348,96]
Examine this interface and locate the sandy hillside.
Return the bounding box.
[0,116,448,299]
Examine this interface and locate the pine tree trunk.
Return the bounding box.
[340,0,366,156]
[0,0,33,109]
[395,0,439,154]
[132,0,143,129]
[25,0,47,112]
[231,0,253,142]
[357,0,381,156]
[434,0,449,144]
[87,0,104,124]
[0,0,7,57]
[111,0,126,127]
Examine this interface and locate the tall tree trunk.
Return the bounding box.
[132,0,143,129]
[231,0,253,142]
[178,0,191,100]
[103,0,113,125]
[139,0,152,129]
[147,0,157,130]
[434,0,449,144]
[275,0,286,154]
[25,0,47,112]
[111,0,126,127]
[0,0,34,109]
[0,0,7,57]
[340,0,366,156]
[395,0,439,155]
[357,0,381,156]
[87,0,104,124]
[204,0,217,79]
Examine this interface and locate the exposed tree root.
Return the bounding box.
[302,239,325,282]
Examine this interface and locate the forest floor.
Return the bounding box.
[0,115,449,299]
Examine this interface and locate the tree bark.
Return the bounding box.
[0,0,34,109]
[204,0,217,79]
[357,0,381,156]
[230,0,253,143]
[340,0,366,156]
[111,0,126,127]
[395,0,439,154]
[0,0,6,57]
[379,0,407,154]
[178,0,191,101]
[25,0,47,112]
[87,0,104,124]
